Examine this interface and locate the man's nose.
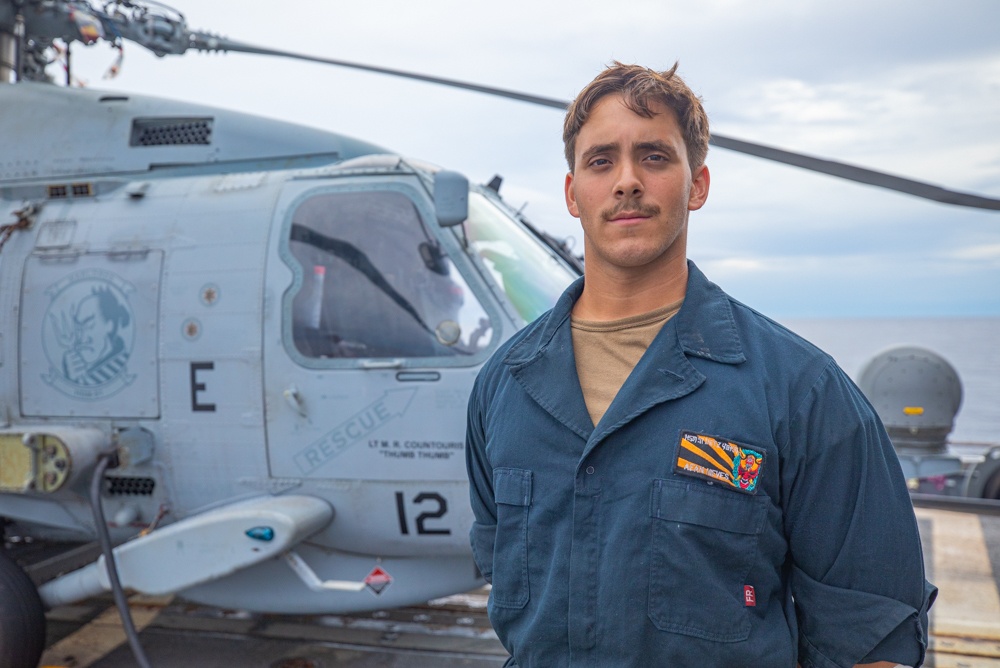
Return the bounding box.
[614,162,643,198]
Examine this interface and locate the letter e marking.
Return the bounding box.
[190,361,216,412]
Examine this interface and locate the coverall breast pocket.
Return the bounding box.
[491,467,532,609]
[648,478,767,641]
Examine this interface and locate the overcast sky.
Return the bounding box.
[65,0,1000,318]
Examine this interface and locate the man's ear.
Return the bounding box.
[565,171,581,218]
[688,164,710,211]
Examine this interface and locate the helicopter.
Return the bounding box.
[2,2,1000,667]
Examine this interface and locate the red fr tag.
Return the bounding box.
[744,585,756,606]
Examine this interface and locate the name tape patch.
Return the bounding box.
[675,431,763,494]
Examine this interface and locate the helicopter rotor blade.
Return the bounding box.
[191,36,569,110]
[708,135,1000,211]
[193,36,1000,211]
[5,0,998,210]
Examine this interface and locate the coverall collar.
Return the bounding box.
[503,260,746,445]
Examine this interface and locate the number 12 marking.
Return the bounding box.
[395,491,451,535]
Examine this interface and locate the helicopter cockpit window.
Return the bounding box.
[464,192,577,323]
[288,191,492,360]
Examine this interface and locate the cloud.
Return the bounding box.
[55,0,1000,316]
[711,53,1000,190]
[948,244,1000,262]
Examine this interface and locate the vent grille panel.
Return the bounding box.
[105,476,156,496]
[47,183,94,199]
[131,117,213,147]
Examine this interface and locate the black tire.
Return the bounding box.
[984,468,1000,500]
[0,548,46,668]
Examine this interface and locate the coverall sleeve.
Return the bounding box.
[466,374,497,584]
[780,360,936,668]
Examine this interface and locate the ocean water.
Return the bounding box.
[778,318,999,445]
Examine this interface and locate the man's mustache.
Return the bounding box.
[601,198,661,221]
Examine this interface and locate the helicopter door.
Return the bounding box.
[263,181,497,486]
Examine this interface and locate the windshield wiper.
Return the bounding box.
[518,217,584,274]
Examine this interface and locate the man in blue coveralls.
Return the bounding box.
[465,62,936,667]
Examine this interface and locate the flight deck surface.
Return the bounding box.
[39,590,506,668]
[12,504,1000,667]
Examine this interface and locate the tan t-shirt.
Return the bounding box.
[571,300,683,427]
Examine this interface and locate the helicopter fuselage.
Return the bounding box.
[0,82,578,613]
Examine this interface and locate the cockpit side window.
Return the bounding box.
[287,190,492,360]
[464,192,577,323]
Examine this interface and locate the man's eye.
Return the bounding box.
[589,158,610,167]
[645,154,668,162]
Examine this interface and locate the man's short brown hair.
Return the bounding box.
[562,62,710,173]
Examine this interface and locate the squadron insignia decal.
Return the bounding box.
[675,431,764,494]
[40,269,137,400]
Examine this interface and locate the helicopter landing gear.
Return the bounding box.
[966,447,1000,500]
[983,468,1000,500]
[0,548,46,668]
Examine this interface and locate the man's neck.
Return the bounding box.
[572,256,688,321]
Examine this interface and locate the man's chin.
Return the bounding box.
[591,246,676,271]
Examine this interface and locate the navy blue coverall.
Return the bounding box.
[466,261,935,668]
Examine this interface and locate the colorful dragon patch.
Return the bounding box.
[675,431,764,494]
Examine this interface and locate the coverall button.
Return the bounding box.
[585,466,595,475]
